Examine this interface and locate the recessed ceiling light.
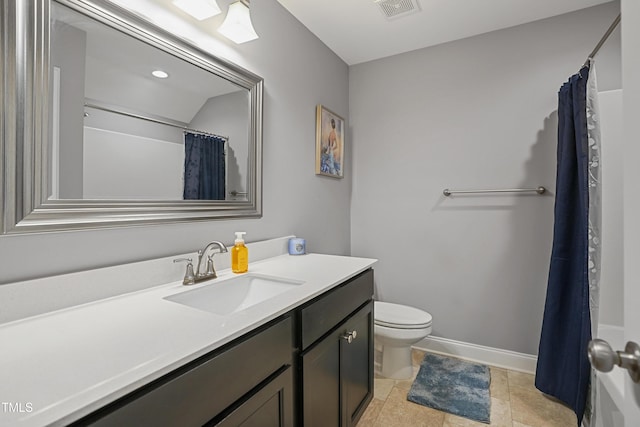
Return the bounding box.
[172,0,221,21]
[152,70,169,79]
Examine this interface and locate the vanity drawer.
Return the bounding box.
[81,316,293,427]
[300,269,373,350]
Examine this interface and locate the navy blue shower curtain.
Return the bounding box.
[183,132,226,200]
[535,66,592,425]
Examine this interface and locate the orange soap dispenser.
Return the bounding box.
[232,232,248,273]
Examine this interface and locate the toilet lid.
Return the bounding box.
[374,301,432,329]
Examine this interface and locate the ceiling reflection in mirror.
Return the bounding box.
[51,2,249,201]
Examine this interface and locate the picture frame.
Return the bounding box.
[315,105,345,178]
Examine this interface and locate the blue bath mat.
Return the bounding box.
[407,353,491,423]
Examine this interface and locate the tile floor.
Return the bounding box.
[357,349,577,427]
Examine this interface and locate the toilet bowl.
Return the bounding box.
[374,301,433,379]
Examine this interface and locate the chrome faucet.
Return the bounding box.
[195,241,228,280]
[173,241,228,286]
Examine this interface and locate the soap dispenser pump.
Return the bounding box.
[232,232,248,274]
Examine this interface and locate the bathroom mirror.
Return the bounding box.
[0,0,263,234]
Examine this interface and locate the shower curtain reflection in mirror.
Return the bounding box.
[183,132,227,200]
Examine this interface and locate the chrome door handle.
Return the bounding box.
[588,339,640,383]
[341,330,357,344]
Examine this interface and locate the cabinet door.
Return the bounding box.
[301,327,342,427]
[301,301,374,427]
[340,301,373,427]
[212,366,293,427]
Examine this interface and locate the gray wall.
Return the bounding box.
[349,2,621,355]
[0,0,351,289]
[51,22,86,199]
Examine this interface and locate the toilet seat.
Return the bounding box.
[374,301,432,330]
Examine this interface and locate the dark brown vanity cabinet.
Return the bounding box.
[299,269,374,427]
[71,268,374,427]
[74,317,294,427]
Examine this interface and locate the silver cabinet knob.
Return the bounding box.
[588,338,640,383]
[341,331,357,344]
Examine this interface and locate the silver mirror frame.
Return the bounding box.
[0,0,263,234]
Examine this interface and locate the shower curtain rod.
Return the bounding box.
[583,13,621,67]
[84,103,229,141]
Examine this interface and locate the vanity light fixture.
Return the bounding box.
[218,0,259,44]
[172,0,222,21]
[152,70,169,78]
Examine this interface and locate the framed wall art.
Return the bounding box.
[315,105,344,178]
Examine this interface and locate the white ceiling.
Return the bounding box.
[276,0,614,65]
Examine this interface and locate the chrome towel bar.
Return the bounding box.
[443,186,546,197]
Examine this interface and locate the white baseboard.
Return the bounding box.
[412,336,537,374]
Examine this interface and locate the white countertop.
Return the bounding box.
[0,253,376,426]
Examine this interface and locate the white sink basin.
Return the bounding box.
[164,274,304,315]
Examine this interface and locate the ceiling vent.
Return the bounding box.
[374,0,421,20]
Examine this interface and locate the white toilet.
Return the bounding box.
[374,301,433,379]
